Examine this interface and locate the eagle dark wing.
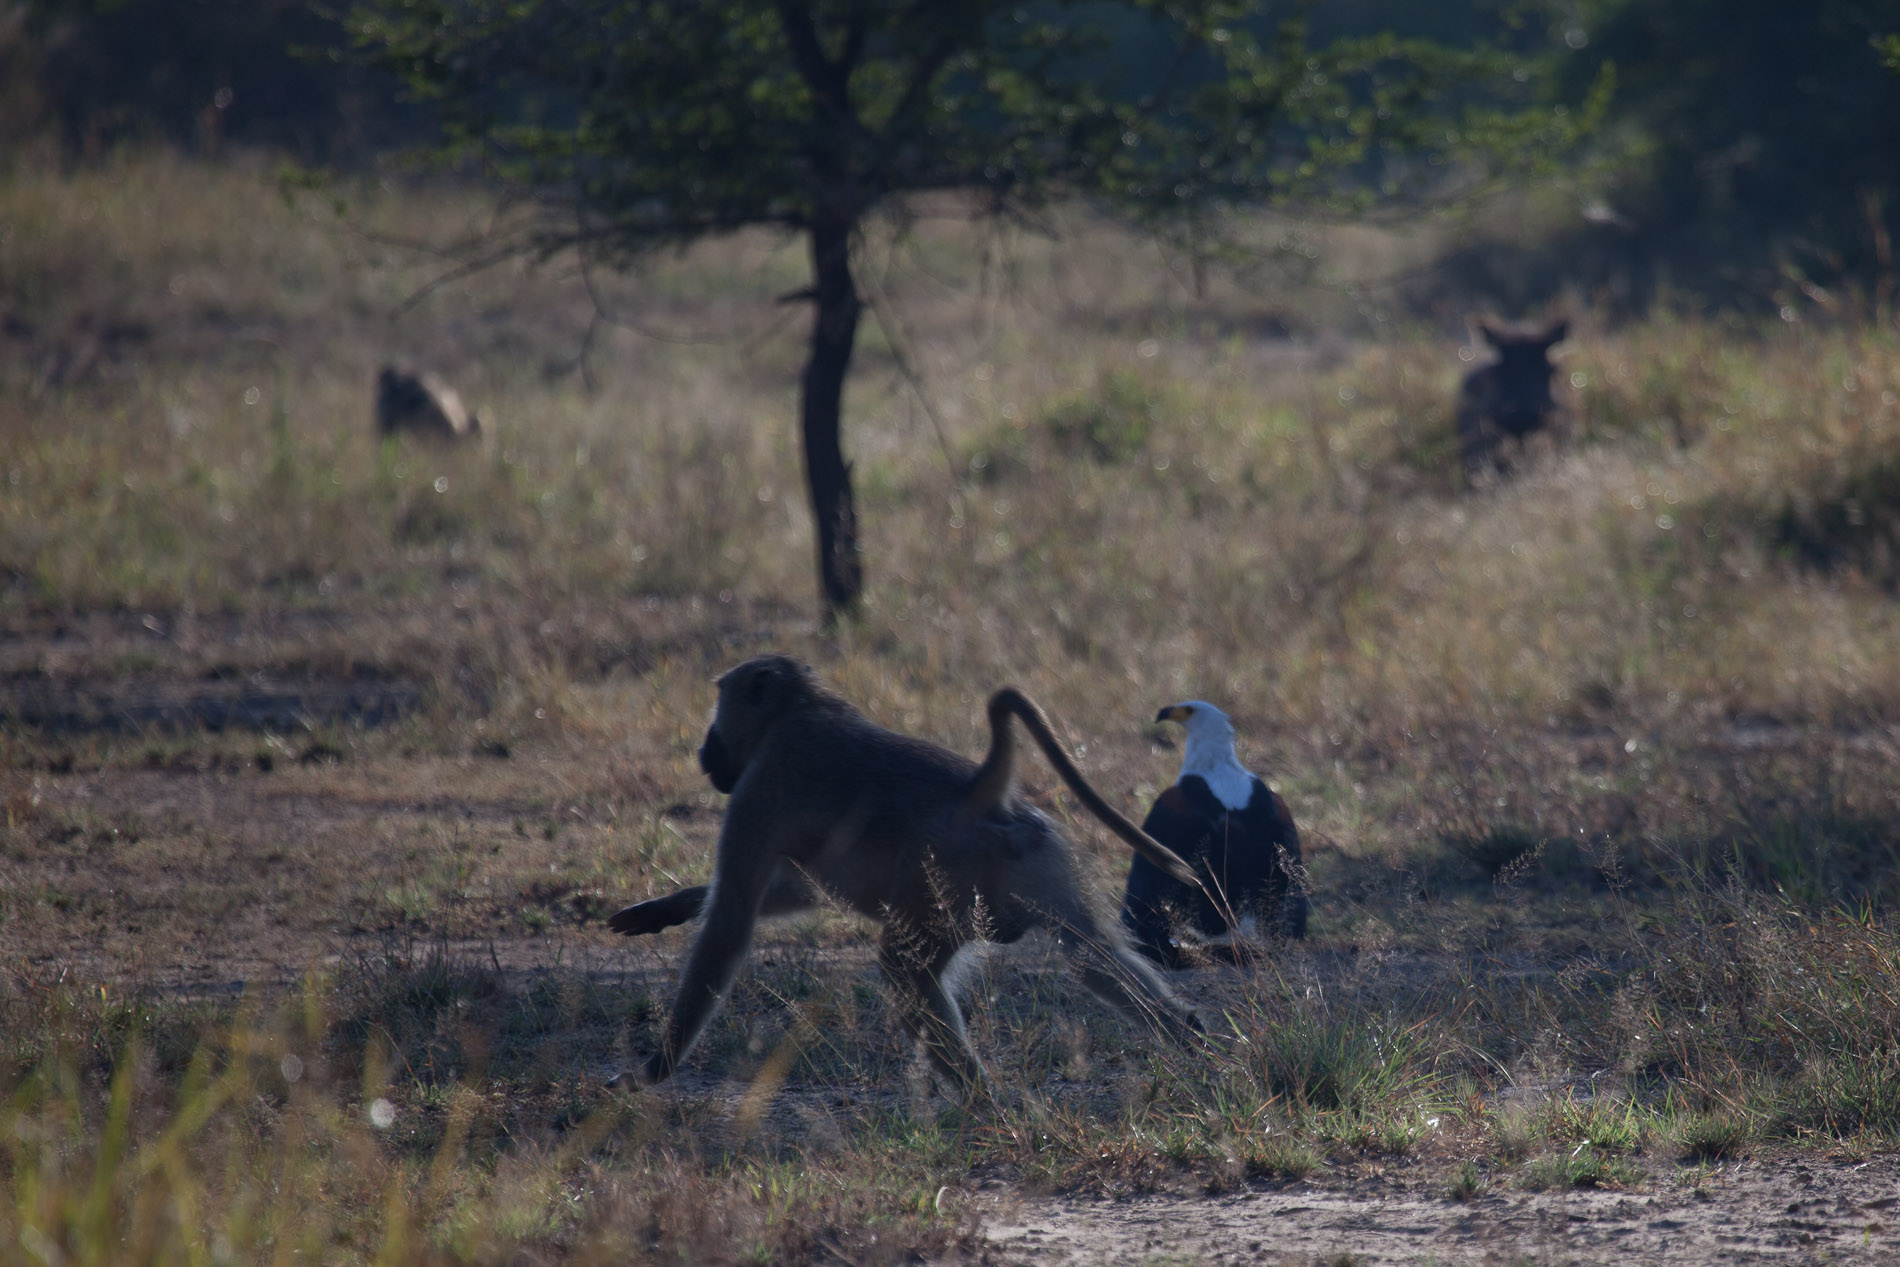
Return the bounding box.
[1239,779,1306,940]
[1145,785,1219,861]
[1120,784,1222,966]
[1121,774,1310,967]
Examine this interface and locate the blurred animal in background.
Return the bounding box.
[1122,701,1307,968]
[606,654,1206,1093]
[1456,318,1568,478]
[375,365,481,441]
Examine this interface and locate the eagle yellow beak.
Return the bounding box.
[1156,704,1193,725]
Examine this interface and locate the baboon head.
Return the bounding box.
[1476,319,1567,437]
[697,654,815,793]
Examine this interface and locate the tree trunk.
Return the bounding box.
[800,216,864,616]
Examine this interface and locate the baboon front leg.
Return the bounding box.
[638,861,774,1085]
[878,922,987,1095]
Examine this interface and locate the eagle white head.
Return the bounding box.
[1155,700,1255,810]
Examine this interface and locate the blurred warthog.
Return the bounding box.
[375,365,481,441]
[1456,318,1567,478]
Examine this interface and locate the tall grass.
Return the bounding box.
[0,965,981,1265]
[13,881,1897,1258]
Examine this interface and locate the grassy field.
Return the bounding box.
[4,149,1900,1264]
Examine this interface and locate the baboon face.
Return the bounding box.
[697,655,811,794]
[697,726,741,793]
[1479,320,1567,436]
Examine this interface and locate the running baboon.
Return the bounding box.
[375,365,481,441]
[609,655,1206,1092]
[1456,319,1567,477]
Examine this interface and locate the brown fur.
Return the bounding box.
[1456,319,1567,477]
[610,655,1204,1093]
[375,365,481,441]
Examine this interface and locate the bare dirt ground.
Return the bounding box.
[983,1152,1900,1265]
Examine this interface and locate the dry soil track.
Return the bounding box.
[981,1152,1900,1265]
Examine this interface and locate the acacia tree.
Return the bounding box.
[350,1,1552,616]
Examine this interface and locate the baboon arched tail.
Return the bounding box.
[970,688,1206,893]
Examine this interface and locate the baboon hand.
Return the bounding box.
[608,901,678,936]
[606,885,708,937]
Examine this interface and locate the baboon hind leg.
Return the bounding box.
[878,921,987,1095]
[1056,906,1203,1047]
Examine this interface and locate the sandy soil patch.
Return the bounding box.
[983,1152,1900,1265]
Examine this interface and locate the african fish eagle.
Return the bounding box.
[1120,700,1307,967]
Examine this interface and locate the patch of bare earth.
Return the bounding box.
[0,607,728,994]
[983,1152,1900,1265]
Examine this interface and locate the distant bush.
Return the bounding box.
[1558,0,1900,305]
[963,369,1188,483]
[1770,450,1900,590]
[1044,369,1168,465]
[1,0,420,162]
